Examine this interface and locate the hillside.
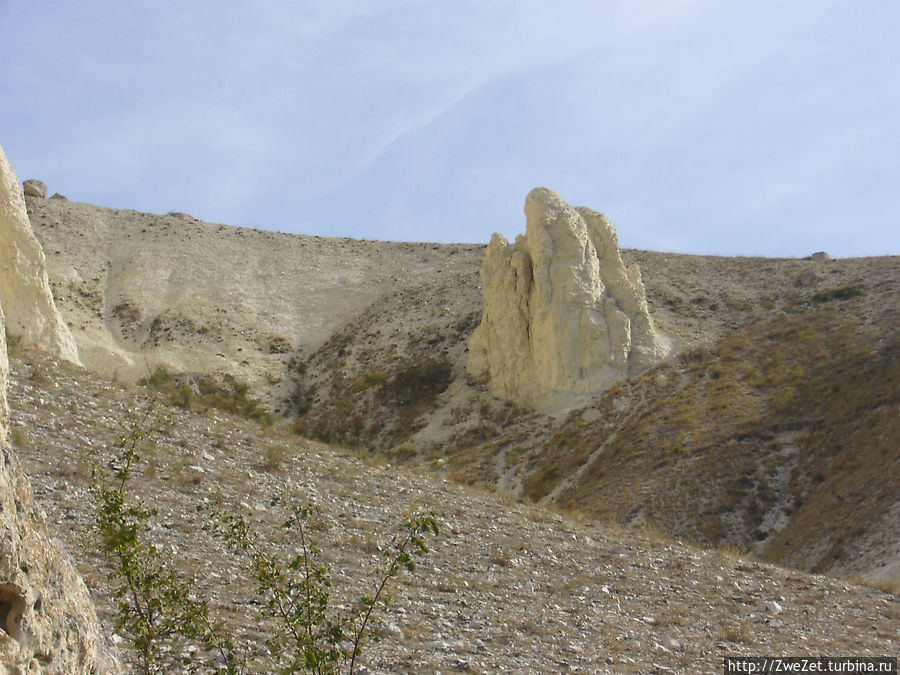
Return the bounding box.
[24,195,900,588]
[286,247,900,587]
[26,196,482,412]
[7,345,898,673]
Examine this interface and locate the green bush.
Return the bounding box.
[207,498,437,674]
[138,366,273,427]
[138,365,173,390]
[263,444,289,472]
[91,413,231,673]
[92,413,438,674]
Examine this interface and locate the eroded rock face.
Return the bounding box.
[0,147,80,364]
[467,188,668,411]
[0,314,7,443]
[21,181,46,200]
[0,307,119,673]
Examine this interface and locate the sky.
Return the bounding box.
[2,1,898,257]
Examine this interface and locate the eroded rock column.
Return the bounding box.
[467,187,667,411]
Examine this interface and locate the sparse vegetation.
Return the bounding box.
[138,366,273,427]
[531,307,899,575]
[812,283,867,303]
[14,191,899,671]
[92,413,438,674]
[4,329,22,357]
[263,443,290,472]
[293,357,453,450]
[7,316,898,672]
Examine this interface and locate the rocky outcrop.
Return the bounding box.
[1,149,116,672]
[0,307,119,673]
[20,182,46,200]
[0,147,80,364]
[467,188,668,411]
[0,322,7,444]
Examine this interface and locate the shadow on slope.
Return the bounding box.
[531,306,899,579]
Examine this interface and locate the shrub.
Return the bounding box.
[267,335,293,354]
[770,386,796,413]
[138,365,174,391]
[9,428,27,450]
[263,444,289,472]
[138,366,273,427]
[379,358,453,408]
[91,413,231,674]
[169,383,195,410]
[207,498,438,674]
[812,284,867,303]
[4,330,23,358]
[92,413,438,674]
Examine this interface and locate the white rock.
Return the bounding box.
[0,304,120,672]
[0,308,7,440]
[0,145,80,364]
[467,188,668,411]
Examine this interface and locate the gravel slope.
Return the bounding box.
[8,348,898,673]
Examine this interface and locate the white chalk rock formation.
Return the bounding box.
[467,187,668,411]
[0,317,6,443]
[0,307,119,673]
[0,146,80,364]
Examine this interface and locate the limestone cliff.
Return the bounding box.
[0,146,80,365]
[467,188,668,411]
[1,154,118,672]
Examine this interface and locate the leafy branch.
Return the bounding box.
[206,496,438,675]
[91,411,239,674]
[92,411,438,674]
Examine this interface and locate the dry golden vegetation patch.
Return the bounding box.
[537,305,899,577]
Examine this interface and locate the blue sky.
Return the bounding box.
[2,1,898,256]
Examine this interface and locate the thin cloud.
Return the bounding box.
[1,1,897,255]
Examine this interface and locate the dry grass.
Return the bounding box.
[861,578,900,597]
[523,306,900,578]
